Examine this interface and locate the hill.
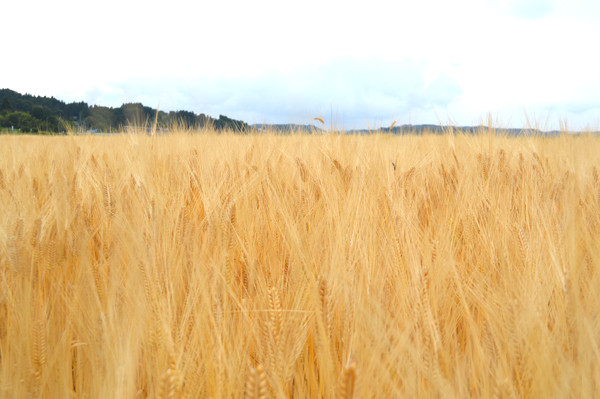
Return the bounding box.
[252,123,565,136]
[0,89,249,133]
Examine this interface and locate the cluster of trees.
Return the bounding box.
[0,89,249,133]
[0,92,67,133]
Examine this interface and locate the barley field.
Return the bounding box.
[0,130,599,398]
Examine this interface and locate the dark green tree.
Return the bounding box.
[0,98,12,113]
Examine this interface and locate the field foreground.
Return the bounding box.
[1,131,600,398]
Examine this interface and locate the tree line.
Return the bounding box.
[0,89,249,133]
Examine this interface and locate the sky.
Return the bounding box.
[2,0,600,130]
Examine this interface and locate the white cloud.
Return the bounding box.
[1,0,599,130]
[483,0,556,19]
[91,57,461,128]
[511,0,555,19]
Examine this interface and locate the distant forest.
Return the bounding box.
[0,89,249,133]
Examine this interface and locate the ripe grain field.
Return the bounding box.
[0,131,599,398]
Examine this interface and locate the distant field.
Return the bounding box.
[1,130,599,398]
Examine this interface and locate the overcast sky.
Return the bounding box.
[2,0,599,130]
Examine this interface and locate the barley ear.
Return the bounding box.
[157,368,175,399]
[339,362,357,399]
[267,286,283,342]
[32,317,47,398]
[319,278,332,338]
[245,364,267,399]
